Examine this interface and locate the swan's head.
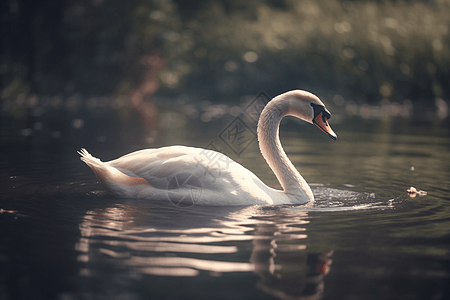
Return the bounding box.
[279,90,337,140]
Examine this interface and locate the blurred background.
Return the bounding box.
[2,3,450,300]
[1,0,449,146]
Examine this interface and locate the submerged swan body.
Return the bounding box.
[79,90,336,206]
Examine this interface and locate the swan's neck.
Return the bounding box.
[257,98,313,202]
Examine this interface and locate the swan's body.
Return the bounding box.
[79,90,336,206]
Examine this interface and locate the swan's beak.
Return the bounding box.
[313,112,337,140]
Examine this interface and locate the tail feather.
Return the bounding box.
[78,148,103,167]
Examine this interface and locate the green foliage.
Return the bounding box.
[157,0,450,102]
[1,0,449,103]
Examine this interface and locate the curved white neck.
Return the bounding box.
[257,97,313,202]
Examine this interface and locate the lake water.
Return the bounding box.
[1,102,449,300]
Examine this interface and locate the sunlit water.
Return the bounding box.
[1,109,449,300]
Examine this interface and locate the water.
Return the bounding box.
[1,107,449,300]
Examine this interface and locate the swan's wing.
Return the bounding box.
[106,146,237,189]
[107,147,186,177]
[104,146,278,205]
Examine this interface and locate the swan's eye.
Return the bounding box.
[323,108,331,120]
[310,103,331,122]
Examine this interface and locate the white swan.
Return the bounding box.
[79,90,336,206]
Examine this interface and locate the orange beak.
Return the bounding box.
[313,112,337,140]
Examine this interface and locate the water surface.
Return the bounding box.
[1,109,449,300]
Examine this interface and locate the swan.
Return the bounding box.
[79,90,336,206]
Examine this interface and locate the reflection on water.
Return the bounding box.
[76,200,332,299]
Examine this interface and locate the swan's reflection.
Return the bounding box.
[76,199,332,299]
[250,221,333,300]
